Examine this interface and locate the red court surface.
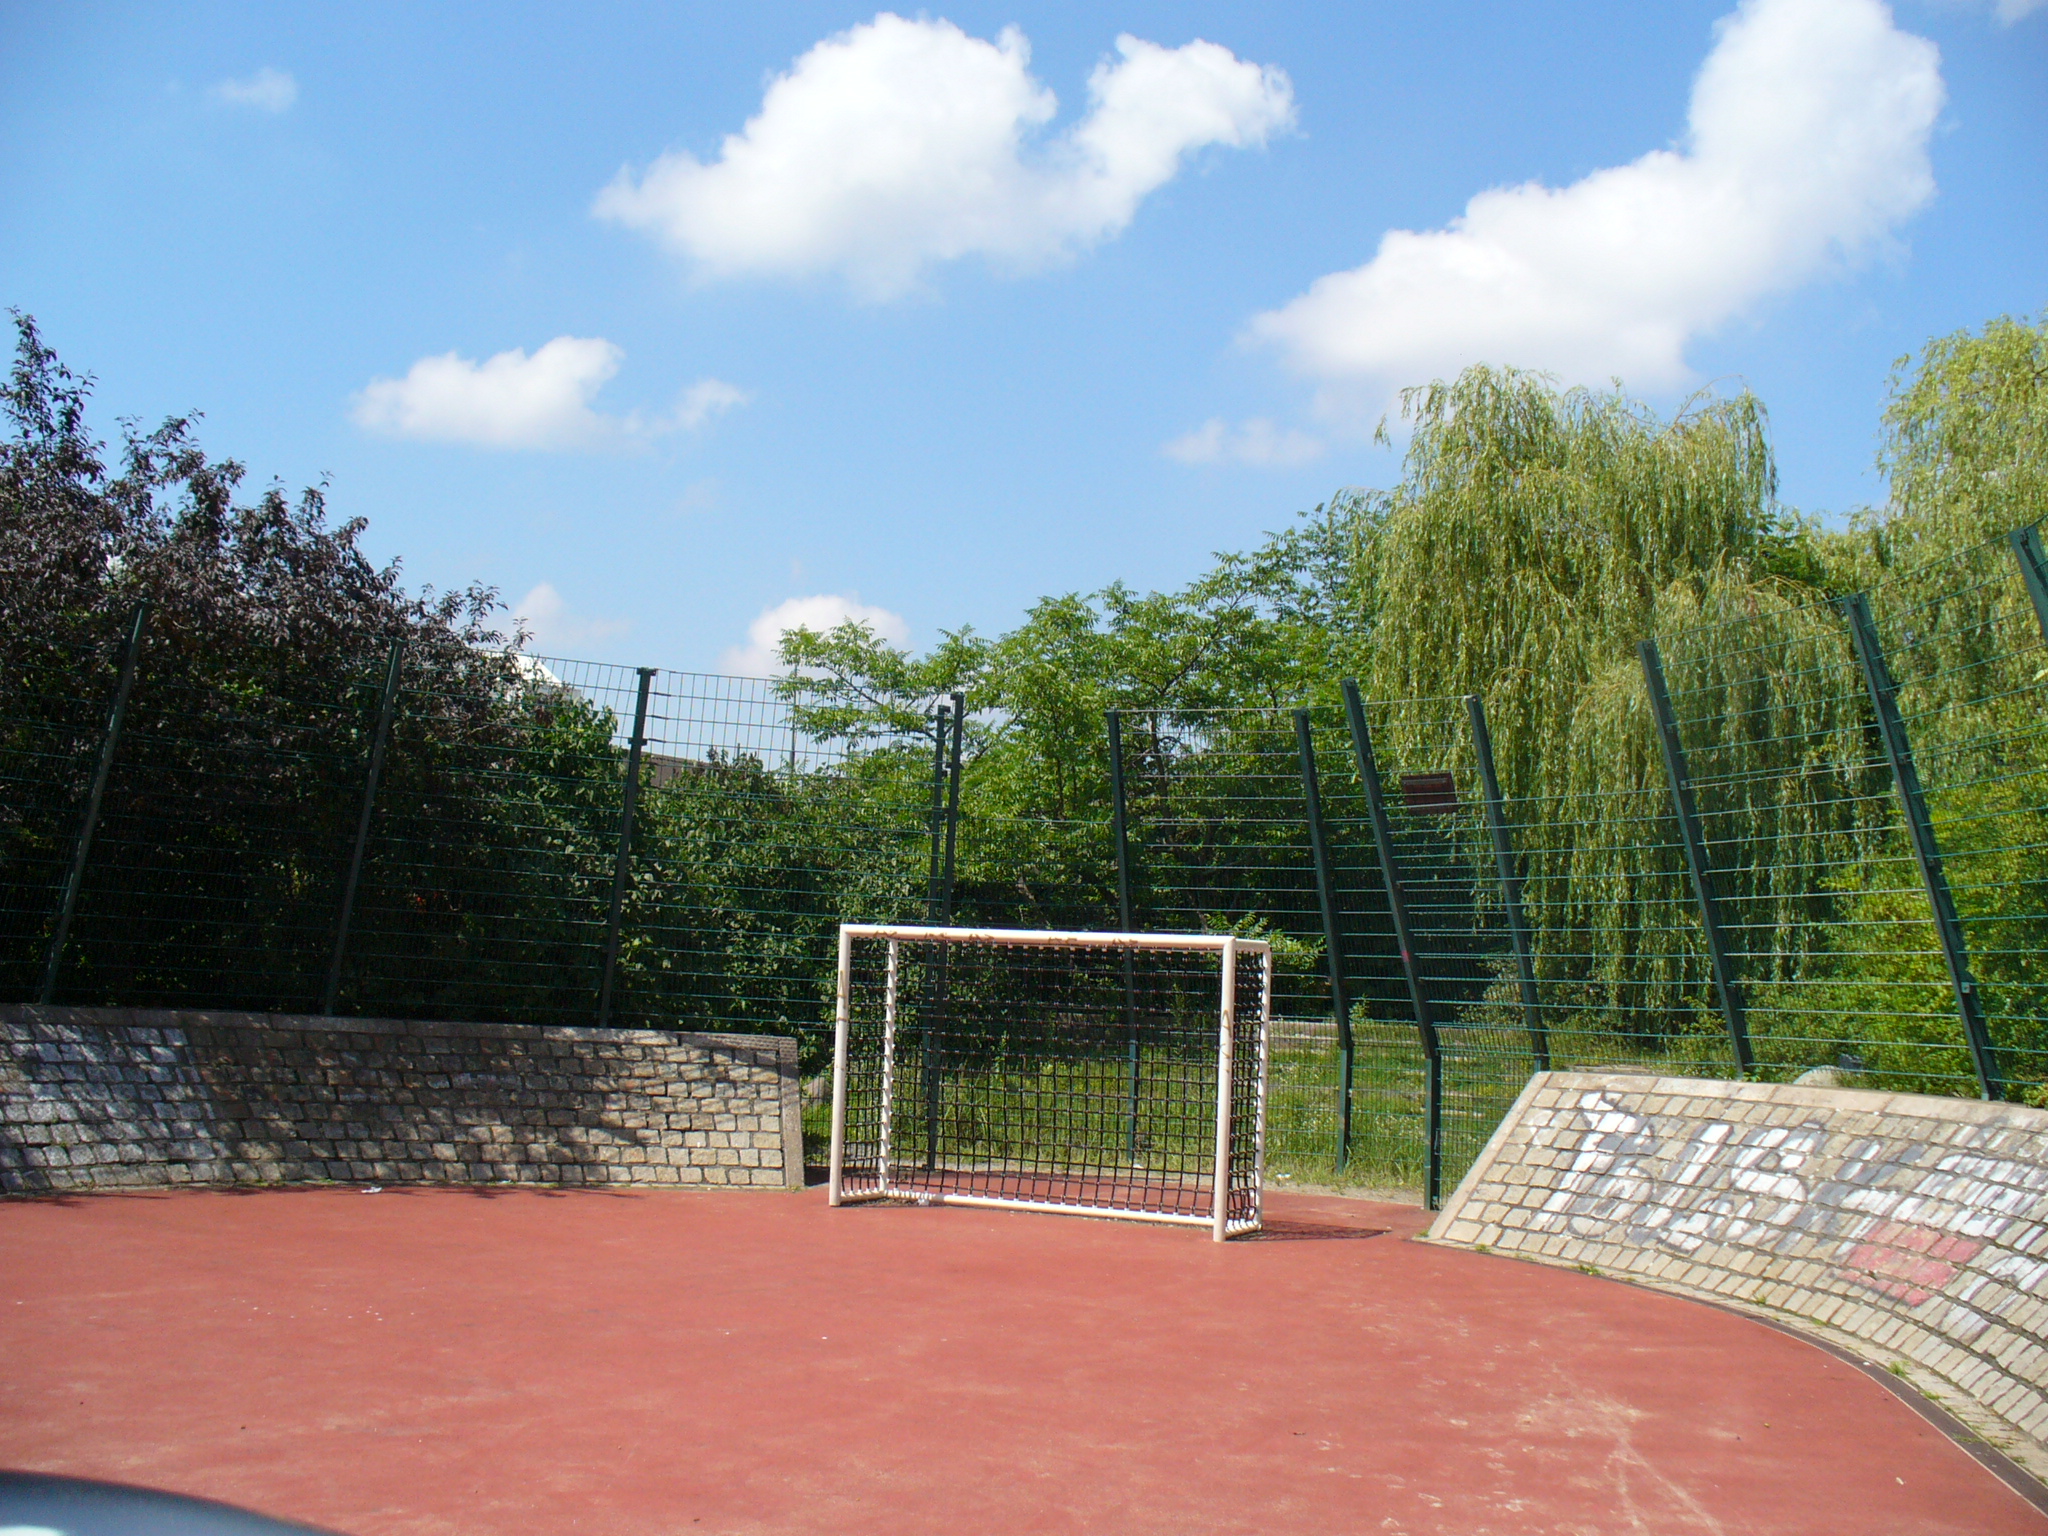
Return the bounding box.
[2,1185,2042,1536]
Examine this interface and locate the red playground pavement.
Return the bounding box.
[1,1185,2041,1536]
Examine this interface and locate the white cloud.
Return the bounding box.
[515,583,631,653]
[594,14,1294,299]
[212,67,298,112]
[1251,0,1943,409]
[719,594,911,676]
[354,337,622,449]
[1163,417,1325,467]
[351,337,746,450]
[1991,0,2043,21]
[673,378,750,431]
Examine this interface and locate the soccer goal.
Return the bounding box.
[827,924,1270,1240]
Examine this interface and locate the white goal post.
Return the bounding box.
[827,924,1270,1240]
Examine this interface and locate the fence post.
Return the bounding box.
[595,667,655,1029]
[1107,709,1142,1156]
[921,704,966,1171]
[925,705,950,920]
[940,691,964,921]
[1841,594,2002,1100]
[1639,641,1755,1077]
[1107,712,1136,933]
[1341,678,1442,1208]
[1294,709,1355,1173]
[39,602,149,1005]
[921,708,950,1163]
[1465,695,1547,1071]
[2008,524,2048,645]
[322,638,403,1015]
[928,692,966,1165]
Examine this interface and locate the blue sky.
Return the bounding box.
[3,1,2043,672]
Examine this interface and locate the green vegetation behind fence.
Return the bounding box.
[7,521,2045,1204]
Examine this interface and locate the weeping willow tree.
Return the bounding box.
[1345,346,2047,1091]
[1350,366,1855,1054]
[1870,310,2048,561]
[1837,314,2048,1095]
[1359,366,1786,792]
[1620,572,1918,1071]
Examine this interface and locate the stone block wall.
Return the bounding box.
[1428,1071,2048,1462]
[0,1006,803,1194]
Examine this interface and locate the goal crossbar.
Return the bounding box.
[828,924,1269,1240]
[838,922,1271,952]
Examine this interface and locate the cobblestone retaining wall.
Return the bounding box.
[0,1006,803,1194]
[1428,1071,2048,1460]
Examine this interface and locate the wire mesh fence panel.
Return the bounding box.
[1345,695,1544,1189]
[829,927,1268,1235]
[42,651,371,1012]
[338,657,628,1027]
[1294,705,1430,1189]
[615,669,932,1047]
[1506,782,1737,1077]
[1326,1018,1430,1191]
[1117,709,1325,955]
[949,813,1121,935]
[342,660,933,1047]
[0,625,132,1001]
[1118,710,1325,1141]
[1111,706,1420,1187]
[1642,533,2048,1106]
[1864,534,2048,1101]
[0,628,937,1047]
[1657,585,1970,1094]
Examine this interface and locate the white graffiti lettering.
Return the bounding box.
[1530,1092,1657,1238]
[1521,1092,2046,1320]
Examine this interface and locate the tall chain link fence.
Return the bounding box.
[6,526,2045,1199]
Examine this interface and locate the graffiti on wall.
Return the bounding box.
[1526,1091,2048,1341]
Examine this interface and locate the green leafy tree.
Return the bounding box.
[1869,310,2048,559]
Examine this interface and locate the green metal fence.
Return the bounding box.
[7,525,2046,1203]
[4,646,932,1050]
